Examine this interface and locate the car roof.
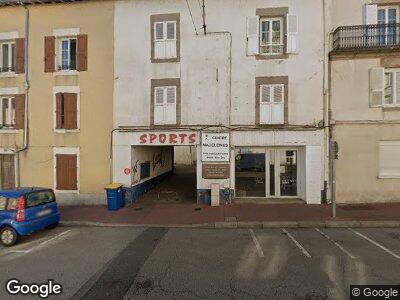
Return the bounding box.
[0,187,52,198]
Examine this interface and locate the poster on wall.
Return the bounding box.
[201,133,230,162]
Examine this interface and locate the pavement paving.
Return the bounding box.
[0,226,400,299]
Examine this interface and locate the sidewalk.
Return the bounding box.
[59,202,400,228]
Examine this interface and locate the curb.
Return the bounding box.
[60,220,400,229]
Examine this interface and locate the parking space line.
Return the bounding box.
[349,228,400,260]
[8,230,72,254]
[249,229,264,258]
[315,228,356,259]
[281,228,311,258]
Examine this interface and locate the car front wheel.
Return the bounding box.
[0,226,19,247]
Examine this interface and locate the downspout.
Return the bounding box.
[15,5,30,187]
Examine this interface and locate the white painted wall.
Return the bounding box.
[114,0,325,128]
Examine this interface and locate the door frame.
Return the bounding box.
[53,147,80,193]
[234,146,301,199]
[0,149,17,189]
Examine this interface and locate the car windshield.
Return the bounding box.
[26,191,55,208]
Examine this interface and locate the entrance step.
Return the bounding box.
[234,198,305,204]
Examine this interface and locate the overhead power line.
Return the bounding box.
[185,0,199,35]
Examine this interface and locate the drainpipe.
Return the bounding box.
[15,5,30,187]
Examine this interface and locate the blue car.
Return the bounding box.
[0,188,60,247]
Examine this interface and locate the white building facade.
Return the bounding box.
[113,0,328,205]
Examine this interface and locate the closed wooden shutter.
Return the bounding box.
[154,87,165,125]
[0,154,15,189]
[56,154,77,190]
[64,93,77,129]
[55,93,63,129]
[165,86,176,124]
[154,22,165,59]
[15,38,25,74]
[44,36,55,73]
[271,84,284,124]
[246,16,260,55]
[14,94,25,129]
[286,15,298,54]
[77,34,88,71]
[260,85,271,124]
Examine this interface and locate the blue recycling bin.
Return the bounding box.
[105,184,124,211]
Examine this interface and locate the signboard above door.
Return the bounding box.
[201,133,230,162]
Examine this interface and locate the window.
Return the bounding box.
[26,191,55,208]
[154,86,177,125]
[260,18,283,55]
[246,12,298,56]
[260,84,285,124]
[58,38,77,71]
[0,154,15,189]
[379,141,400,178]
[370,68,400,107]
[0,41,15,73]
[0,197,6,210]
[154,21,177,59]
[55,153,78,191]
[55,93,78,130]
[0,97,15,127]
[378,6,399,45]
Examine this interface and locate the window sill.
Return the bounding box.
[0,129,21,134]
[54,190,79,194]
[256,53,289,60]
[0,72,18,78]
[54,70,79,76]
[151,57,180,63]
[378,174,400,179]
[54,129,80,133]
[382,106,400,111]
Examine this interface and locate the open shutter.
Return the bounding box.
[64,93,78,129]
[77,34,88,71]
[2,99,8,126]
[154,22,165,59]
[246,16,259,55]
[154,87,165,125]
[55,93,63,129]
[271,85,284,124]
[165,22,177,58]
[260,85,271,124]
[15,38,25,74]
[44,36,55,73]
[286,15,298,54]
[370,67,384,107]
[365,4,378,25]
[165,86,177,124]
[14,94,25,129]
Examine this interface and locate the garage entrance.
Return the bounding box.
[129,145,197,204]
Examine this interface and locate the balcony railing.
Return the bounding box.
[332,23,400,52]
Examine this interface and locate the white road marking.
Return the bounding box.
[249,229,264,258]
[349,228,400,260]
[8,230,72,254]
[315,228,356,259]
[281,228,311,258]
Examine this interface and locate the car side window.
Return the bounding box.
[6,198,18,210]
[0,197,6,210]
[26,191,54,208]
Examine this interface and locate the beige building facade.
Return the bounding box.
[0,0,114,204]
[329,0,400,203]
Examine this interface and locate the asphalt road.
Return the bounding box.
[0,226,400,299]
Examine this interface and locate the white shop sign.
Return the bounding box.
[201,133,230,162]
